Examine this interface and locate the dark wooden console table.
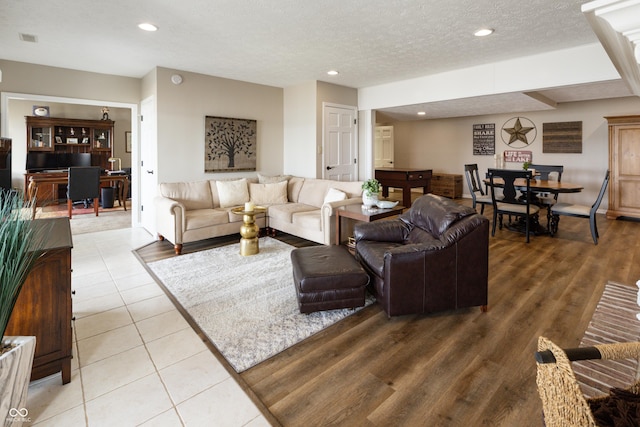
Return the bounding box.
[375,168,432,208]
[5,217,73,384]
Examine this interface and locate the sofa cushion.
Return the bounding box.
[328,180,364,198]
[324,188,347,204]
[269,203,317,223]
[257,172,291,184]
[298,179,330,208]
[401,194,475,237]
[288,177,305,202]
[216,178,249,208]
[249,181,288,205]
[292,210,322,230]
[185,209,229,230]
[159,181,213,210]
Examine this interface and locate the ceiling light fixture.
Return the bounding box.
[327,70,339,76]
[474,28,494,37]
[138,23,158,32]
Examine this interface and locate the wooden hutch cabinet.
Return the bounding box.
[5,218,73,384]
[26,116,114,168]
[605,116,640,220]
[25,116,114,203]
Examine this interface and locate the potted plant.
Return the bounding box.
[362,178,380,207]
[0,192,47,424]
[522,161,536,180]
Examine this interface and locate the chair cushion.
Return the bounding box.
[552,202,590,217]
[400,194,476,237]
[496,202,540,215]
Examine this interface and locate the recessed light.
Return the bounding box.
[417,111,426,116]
[327,70,339,76]
[138,23,158,32]
[474,28,494,37]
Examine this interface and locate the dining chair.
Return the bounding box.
[528,164,564,227]
[67,166,101,218]
[487,168,540,243]
[463,164,492,214]
[549,170,609,245]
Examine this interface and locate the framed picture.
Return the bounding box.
[67,137,78,144]
[204,116,256,172]
[82,137,89,144]
[125,131,132,153]
[55,136,63,144]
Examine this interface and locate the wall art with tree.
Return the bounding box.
[205,116,256,172]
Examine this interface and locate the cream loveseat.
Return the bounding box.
[155,175,363,254]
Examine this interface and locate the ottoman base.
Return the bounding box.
[291,245,369,314]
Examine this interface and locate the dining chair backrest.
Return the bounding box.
[487,168,534,206]
[590,169,610,216]
[528,164,563,182]
[464,164,485,195]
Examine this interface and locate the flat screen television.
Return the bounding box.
[27,152,93,171]
[70,153,92,167]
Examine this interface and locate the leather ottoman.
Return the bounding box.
[291,245,369,314]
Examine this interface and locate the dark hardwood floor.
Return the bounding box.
[135,195,640,426]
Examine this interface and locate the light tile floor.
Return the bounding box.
[26,226,270,427]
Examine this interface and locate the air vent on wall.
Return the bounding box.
[19,33,38,43]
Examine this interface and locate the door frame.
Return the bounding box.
[1,91,140,226]
[322,102,359,181]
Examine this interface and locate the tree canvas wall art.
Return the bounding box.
[205,116,256,172]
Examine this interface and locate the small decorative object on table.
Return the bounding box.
[362,178,380,207]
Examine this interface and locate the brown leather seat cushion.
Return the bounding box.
[291,245,369,314]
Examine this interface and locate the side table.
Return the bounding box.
[231,206,267,256]
[335,204,405,246]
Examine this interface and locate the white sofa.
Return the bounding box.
[155,175,363,254]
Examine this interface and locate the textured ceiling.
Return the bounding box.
[0,0,636,119]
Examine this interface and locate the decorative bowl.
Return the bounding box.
[376,200,399,209]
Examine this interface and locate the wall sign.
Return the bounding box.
[472,123,495,155]
[501,116,537,148]
[504,150,532,164]
[543,121,582,153]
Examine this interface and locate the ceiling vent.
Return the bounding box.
[19,33,38,43]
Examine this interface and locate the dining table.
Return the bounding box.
[483,177,584,235]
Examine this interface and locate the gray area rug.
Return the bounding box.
[147,237,374,372]
[573,281,640,398]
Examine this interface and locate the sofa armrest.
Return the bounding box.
[354,219,409,243]
[155,196,186,244]
[320,197,363,244]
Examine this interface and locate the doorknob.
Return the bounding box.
[326,166,334,170]
[146,170,154,174]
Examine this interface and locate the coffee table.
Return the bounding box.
[335,203,405,246]
[231,206,267,256]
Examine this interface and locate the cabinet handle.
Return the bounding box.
[146,170,154,174]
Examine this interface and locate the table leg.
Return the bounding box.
[402,186,412,208]
[335,214,341,245]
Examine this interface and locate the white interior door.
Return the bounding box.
[140,96,157,234]
[374,125,394,168]
[323,104,358,181]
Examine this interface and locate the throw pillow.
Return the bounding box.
[257,172,291,184]
[216,178,249,208]
[324,188,347,204]
[249,181,288,205]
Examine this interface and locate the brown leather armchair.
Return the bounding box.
[354,194,489,317]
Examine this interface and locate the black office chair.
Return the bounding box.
[463,164,492,214]
[67,166,101,218]
[549,170,609,245]
[487,168,540,243]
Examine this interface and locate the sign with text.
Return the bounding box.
[504,150,532,164]
[472,123,495,155]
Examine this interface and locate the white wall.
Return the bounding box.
[154,67,284,184]
[386,96,640,208]
[283,81,316,177]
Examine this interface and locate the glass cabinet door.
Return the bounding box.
[30,126,53,150]
[93,129,111,149]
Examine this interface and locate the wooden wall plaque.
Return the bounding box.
[543,121,582,153]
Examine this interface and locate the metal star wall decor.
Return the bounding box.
[501,116,537,148]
